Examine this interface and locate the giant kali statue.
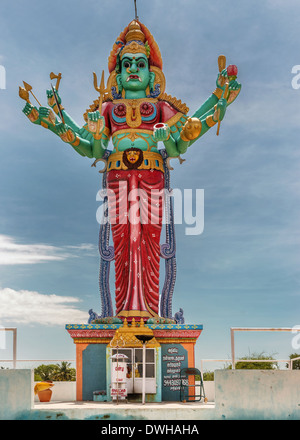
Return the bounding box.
[20,20,241,323]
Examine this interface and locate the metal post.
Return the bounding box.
[142,342,146,405]
[0,328,17,369]
[12,328,17,369]
[230,328,235,370]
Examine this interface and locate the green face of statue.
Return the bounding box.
[118,53,151,98]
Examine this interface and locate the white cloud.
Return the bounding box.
[0,287,87,326]
[0,235,97,265]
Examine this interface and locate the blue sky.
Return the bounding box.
[0,0,300,369]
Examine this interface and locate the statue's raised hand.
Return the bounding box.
[46,87,63,111]
[226,78,241,105]
[87,111,105,139]
[56,122,76,143]
[216,69,228,90]
[39,106,56,126]
[216,66,241,105]
[22,102,40,124]
[153,123,170,142]
[214,97,227,122]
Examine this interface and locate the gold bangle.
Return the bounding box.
[206,115,217,128]
[164,131,171,141]
[93,134,102,140]
[71,136,80,147]
[52,102,65,115]
[213,87,223,99]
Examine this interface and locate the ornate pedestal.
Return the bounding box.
[66,321,203,402]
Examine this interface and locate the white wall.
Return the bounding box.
[0,370,33,420]
[195,381,215,402]
[214,370,300,420]
[34,381,76,402]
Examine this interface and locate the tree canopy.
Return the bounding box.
[34,361,76,381]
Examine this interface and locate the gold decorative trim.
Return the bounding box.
[109,319,160,348]
[102,127,111,139]
[73,338,111,344]
[112,128,154,138]
[213,87,223,99]
[120,41,148,58]
[112,98,158,104]
[125,21,146,44]
[156,338,197,344]
[124,100,143,128]
[71,136,80,147]
[107,150,164,173]
[158,93,189,114]
[206,114,217,127]
[117,310,153,318]
[164,112,185,128]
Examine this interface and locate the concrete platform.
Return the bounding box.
[32,400,216,420]
[2,369,300,420]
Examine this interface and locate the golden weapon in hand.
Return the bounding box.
[23,81,42,107]
[92,70,107,138]
[216,55,229,136]
[50,72,62,91]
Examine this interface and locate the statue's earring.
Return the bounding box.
[116,74,123,95]
[149,71,155,94]
[148,71,161,98]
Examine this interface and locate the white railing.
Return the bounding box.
[0,359,76,369]
[199,358,298,374]
[200,359,232,373]
[1,326,299,373]
[0,328,17,369]
[230,327,300,369]
[291,356,300,369]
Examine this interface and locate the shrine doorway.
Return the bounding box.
[111,347,156,394]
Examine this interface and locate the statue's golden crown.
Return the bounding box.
[108,20,163,73]
[119,21,148,58]
[125,20,146,44]
[120,41,148,58]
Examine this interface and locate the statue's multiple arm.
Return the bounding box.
[153,69,241,156]
[22,68,241,160]
[23,88,109,159]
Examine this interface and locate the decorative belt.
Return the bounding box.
[107,149,164,173]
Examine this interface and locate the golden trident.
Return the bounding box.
[93,70,107,137]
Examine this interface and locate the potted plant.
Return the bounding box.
[34,380,54,402]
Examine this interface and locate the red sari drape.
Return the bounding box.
[107,168,164,321]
